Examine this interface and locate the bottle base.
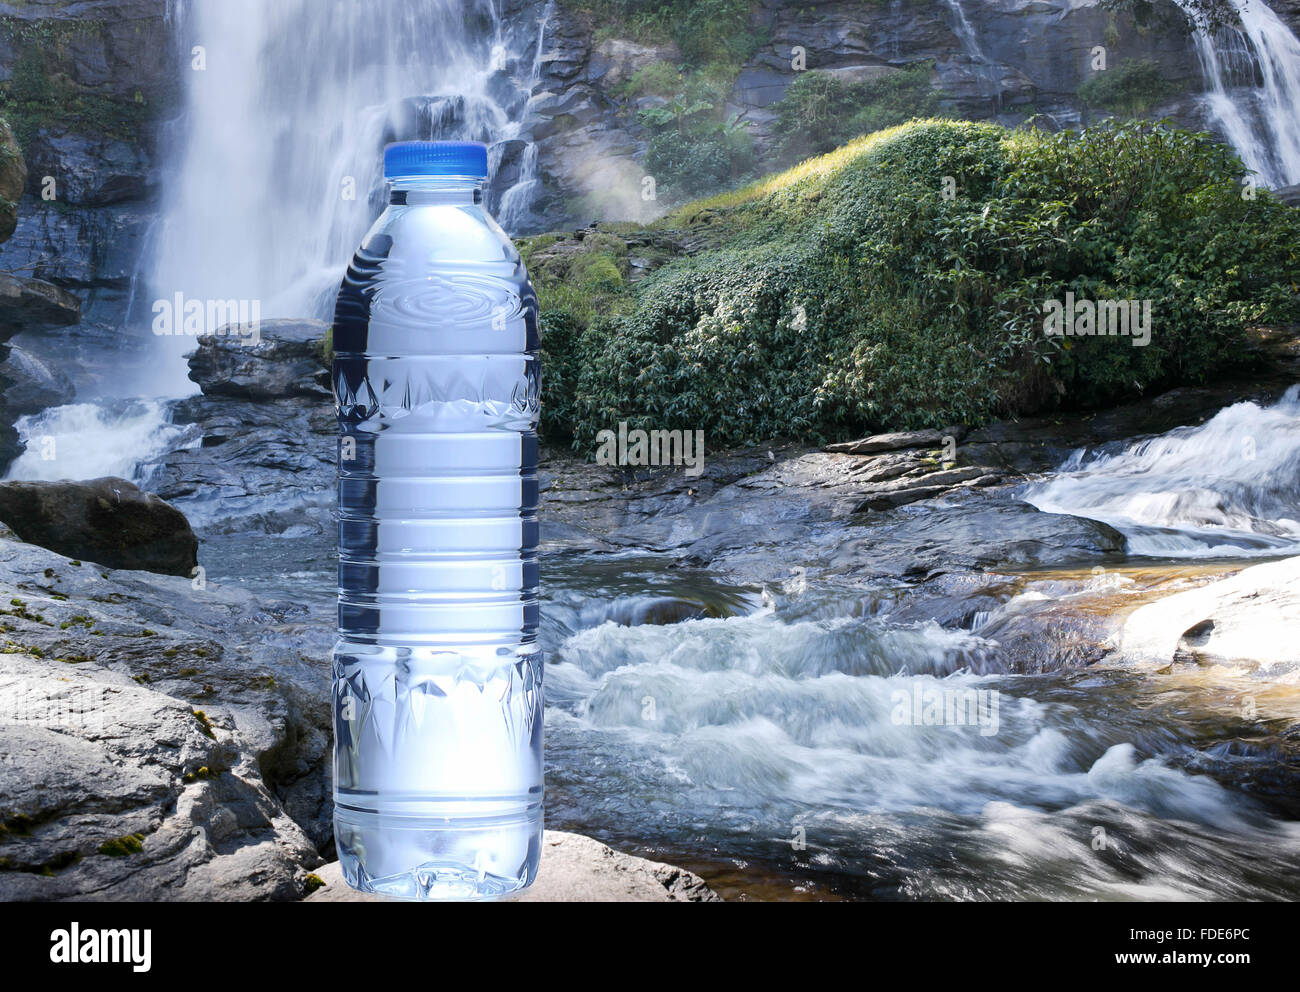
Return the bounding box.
[334,805,542,902]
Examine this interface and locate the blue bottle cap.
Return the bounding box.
[384,141,489,179]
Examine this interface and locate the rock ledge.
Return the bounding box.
[305,832,720,903]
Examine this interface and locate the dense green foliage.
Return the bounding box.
[532,119,1300,450]
[0,16,155,149]
[1078,60,1177,116]
[560,0,764,66]
[643,111,754,199]
[1102,0,1242,32]
[771,65,946,161]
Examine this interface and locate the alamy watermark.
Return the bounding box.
[891,684,1001,737]
[595,422,706,477]
[152,292,262,344]
[50,923,151,973]
[0,681,108,732]
[1043,292,1152,348]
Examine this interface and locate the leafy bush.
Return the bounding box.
[1078,59,1177,116]
[771,65,945,162]
[636,69,756,200]
[561,0,763,67]
[644,118,754,199]
[540,119,1300,449]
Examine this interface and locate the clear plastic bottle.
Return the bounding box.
[331,141,542,900]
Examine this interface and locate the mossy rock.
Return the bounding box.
[97,833,145,858]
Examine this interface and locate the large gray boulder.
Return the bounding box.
[188,319,331,401]
[0,535,330,901]
[0,272,81,344]
[0,478,198,578]
[0,652,321,901]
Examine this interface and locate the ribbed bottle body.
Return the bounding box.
[331,178,542,900]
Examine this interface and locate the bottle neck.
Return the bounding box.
[388,175,485,206]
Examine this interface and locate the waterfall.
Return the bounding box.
[497,2,556,230]
[938,0,1002,111]
[1176,0,1300,187]
[145,0,549,391]
[1025,387,1300,558]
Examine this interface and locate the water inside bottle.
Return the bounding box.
[331,163,543,900]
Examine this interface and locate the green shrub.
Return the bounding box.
[645,126,753,199]
[569,252,625,293]
[544,119,1300,450]
[561,0,763,67]
[1078,59,1177,116]
[674,0,764,65]
[638,70,756,200]
[621,61,685,100]
[772,65,945,162]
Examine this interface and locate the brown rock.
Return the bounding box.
[0,478,198,577]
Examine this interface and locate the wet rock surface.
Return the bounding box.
[1120,556,1300,681]
[188,319,332,401]
[0,344,75,418]
[153,395,334,535]
[0,272,81,342]
[0,336,79,471]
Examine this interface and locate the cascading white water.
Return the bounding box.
[1176,0,1300,187]
[938,0,1002,110]
[5,402,195,484]
[146,0,549,391]
[1025,387,1300,557]
[6,1,552,486]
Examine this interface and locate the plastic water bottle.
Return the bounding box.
[331,141,542,900]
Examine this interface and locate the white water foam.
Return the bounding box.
[545,609,1273,852]
[4,402,192,485]
[1025,386,1300,557]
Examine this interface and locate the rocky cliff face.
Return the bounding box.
[0,0,1292,345]
[529,0,1229,225]
[0,115,22,244]
[0,0,176,348]
[0,112,82,472]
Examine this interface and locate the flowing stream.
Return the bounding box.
[200,526,1300,900]
[1026,387,1300,557]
